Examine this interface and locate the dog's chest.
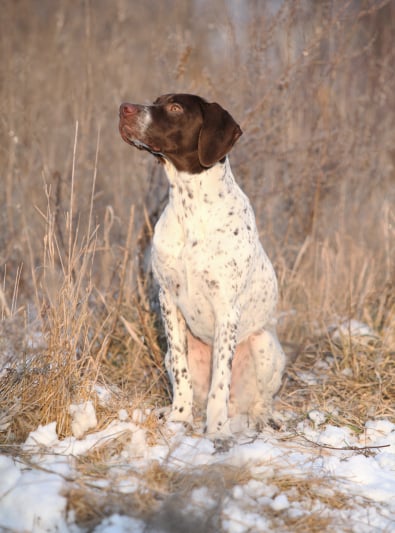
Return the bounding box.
[152,162,239,288]
[151,172,247,331]
[152,202,215,337]
[150,161,277,343]
[152,197,231,296]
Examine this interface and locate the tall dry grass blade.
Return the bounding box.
[67,120,79,284]
[95,204,135,370]
[0,267,11,318]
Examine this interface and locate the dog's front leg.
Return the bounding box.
[205,308,240,447]
[159,289,193,426]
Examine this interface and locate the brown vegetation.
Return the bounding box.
[0,1,394,530]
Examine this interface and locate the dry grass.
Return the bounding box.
[66,456,250,531]
[0,0,394,531]
[280,334,395,429]
[60,435,361,532]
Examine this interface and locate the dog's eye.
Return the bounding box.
[168,103,183,113]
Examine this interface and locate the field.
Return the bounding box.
[0,1,394,532]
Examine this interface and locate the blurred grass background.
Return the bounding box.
[0,0,394,441]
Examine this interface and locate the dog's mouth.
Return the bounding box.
[119,122,163,155]
[131,139,163,155]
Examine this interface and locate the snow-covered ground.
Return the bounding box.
[0,401,394,533]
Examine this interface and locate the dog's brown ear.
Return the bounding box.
[198,102,242,168]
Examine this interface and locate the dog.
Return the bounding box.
[119,93,285,450]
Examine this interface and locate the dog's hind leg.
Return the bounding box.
[248,328,285,429]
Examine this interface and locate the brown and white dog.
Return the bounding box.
[119,94,285,450]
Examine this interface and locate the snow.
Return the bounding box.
[94,515,146,533]
[270,493,290,511]
[69,400,98,438]
[0,455,69,533]
[329,319,378,343]
[308,409,327,427]
[0,404,394,532]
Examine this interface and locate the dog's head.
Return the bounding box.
[119,93,242,174]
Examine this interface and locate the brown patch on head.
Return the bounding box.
[119,93,242,174]
[198,102,242,168]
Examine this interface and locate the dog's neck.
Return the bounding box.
[164,157,236,211]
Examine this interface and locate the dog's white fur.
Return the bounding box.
[152,157,285,442]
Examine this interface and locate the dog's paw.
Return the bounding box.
[205,420,234,453]
[167,408,193,429]
[212,436,235,453]
[254,413,283,433]
[166,420,193,436]
[267,417,281,431]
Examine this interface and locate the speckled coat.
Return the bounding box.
[153,157,284,435]
[119,94,285,448]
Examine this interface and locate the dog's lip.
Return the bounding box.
[120,123,135,137]
[119,124,135,146]
[120,124,162,154]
